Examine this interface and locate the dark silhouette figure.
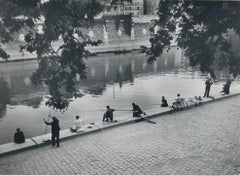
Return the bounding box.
[103,106,115,122]
[14,128,25,144]
[44,117,60,147]
[222,79,232,94]
[204,78,213,97]
[204,78,212,97]
[132,103,145,117]
[161,96,168,107]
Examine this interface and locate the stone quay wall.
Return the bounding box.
[2,21,152,60]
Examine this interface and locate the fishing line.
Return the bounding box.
[69,106,79,115]
[115,109,132,112]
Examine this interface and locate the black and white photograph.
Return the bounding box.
[0,0,240,174]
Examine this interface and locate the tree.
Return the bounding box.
[141,0,240,79]
[0,0,133,111]
[0,0,40,60]
[143,0,147,15]
[0,0,103,111]
[27,0,103,110]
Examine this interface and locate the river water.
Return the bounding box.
[0,47,234,144]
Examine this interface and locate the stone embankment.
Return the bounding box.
[0,84,239,158]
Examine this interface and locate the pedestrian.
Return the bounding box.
[132,103,145,117]
[103,106,115,122]
[161,96,168,107]
[14,128,25,144]
[203,77,213,97]
[70,115,82,132]
[43,116,60,147]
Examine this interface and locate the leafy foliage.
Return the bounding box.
[0,0,137,111]
[142,1,240,79]
[29,0,103,110]
[0,0,40,60]
[0,0,103,111]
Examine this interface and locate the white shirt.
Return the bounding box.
[72,119,82,130]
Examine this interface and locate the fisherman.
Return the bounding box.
[222,79,232,94]
[175,94,183,105]
[132,103,145,117]
[70,115,82,132]
[14,128,25,144]
[171,94,185,110]
[103,106,115,122]
[203,77,213,97]
[43,116,60,147]
[161,96,168,107]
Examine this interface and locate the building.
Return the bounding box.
[123,0,144,16]
[98,0,159,17]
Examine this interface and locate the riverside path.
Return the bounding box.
[1,94,240,175]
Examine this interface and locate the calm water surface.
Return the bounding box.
[0,47,234,144]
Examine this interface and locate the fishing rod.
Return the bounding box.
[115,109,133,112]
[81,109,105,112]
[138,116,156,124]
[30,137,39,147]
[44,108,52,134]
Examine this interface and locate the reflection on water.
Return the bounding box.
[0,78,10,120]
[0,47,233,144]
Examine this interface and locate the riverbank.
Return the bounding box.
[0,83,240,158]
[0,48,239,145]
[0,41,151,62]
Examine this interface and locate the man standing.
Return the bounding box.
[43,117,60,147]
[204,78,213,97]
[103,106,115,122]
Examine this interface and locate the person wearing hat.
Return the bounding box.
[43,116,60,147]
[103,106,115,122]
[204,77,213,97]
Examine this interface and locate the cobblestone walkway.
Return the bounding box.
[1,95,240,174]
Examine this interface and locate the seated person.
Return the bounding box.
[70,116,82,132]
[14,128,25,144]
[161,96,168,107]
[171,94,185,110]
[175,94,184,105]
[222,79,232,94]
[194,96,202,101]
[103,106,115,122]
[132,103,145,117]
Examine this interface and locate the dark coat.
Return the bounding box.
[132,104,143,114]
[45,119,60,135]
[205,79,212,88]
[161,99,168,107]
[14,131,25,144]
[105,108,115,119]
